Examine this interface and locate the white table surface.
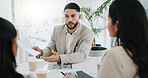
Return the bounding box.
[16,56,102,78]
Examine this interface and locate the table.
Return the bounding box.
[16,56,102,78]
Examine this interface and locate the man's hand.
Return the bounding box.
[40,50,61,62]
[32,46,43,56]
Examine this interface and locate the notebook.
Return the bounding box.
[62,70,94,78]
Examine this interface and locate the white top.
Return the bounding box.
[65,25,80,54]
[98,46,139,78]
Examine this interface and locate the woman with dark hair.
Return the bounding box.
[98,0,148,78]
[0,17,23,78]
[0,17,32,78]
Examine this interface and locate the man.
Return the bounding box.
[33,3,94,65]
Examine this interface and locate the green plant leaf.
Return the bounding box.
[92,27,106,35]
[80,0,111,34]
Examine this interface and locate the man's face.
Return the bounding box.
[64,9,81,29]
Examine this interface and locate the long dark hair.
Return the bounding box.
[109,0,148,78]
[0,17,23,78]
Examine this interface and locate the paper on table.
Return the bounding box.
[17,38,39,56]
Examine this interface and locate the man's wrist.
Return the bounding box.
[36,49,43,59]
[57,56,61,65]
[58,56,61,61]
[40,49,43,55]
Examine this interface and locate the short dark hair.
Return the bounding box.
[64,3,80,12]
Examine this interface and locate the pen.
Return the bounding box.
[61,72,66,76]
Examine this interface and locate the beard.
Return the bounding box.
[66,21,78,30]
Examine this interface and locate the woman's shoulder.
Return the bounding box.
[102,46,132,64]
[101,46,138,77]
[109,46,124,52]
[103,46,136,67]
[105,46,125,56]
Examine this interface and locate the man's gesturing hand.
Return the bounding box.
[40,50,61,62]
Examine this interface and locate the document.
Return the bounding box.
[17,38,39,56]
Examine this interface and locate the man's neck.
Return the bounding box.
[67,23,79,35]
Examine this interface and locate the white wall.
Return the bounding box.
[0,0,12,22]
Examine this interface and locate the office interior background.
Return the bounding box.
[0,0,148,64]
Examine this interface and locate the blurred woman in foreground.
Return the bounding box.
[0,17,33,78]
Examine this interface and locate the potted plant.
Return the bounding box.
[81,0,111,51]
[80,0,111,57]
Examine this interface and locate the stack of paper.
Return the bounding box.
[17,38,39,56]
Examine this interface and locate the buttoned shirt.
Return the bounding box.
[65,25,80,54]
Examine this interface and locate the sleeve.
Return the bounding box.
[97,50,123,78]
[42,26,57,57]
[60,30,94,65]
